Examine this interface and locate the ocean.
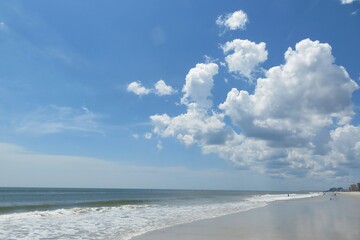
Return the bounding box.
[0,188,321,240]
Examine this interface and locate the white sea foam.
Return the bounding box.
[0,192,322,240]
[246,192,321,203]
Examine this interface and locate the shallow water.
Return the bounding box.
[0,188,321,240]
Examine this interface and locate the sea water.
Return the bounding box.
[0,188,321,240]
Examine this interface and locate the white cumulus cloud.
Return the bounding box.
[150,39,360,180]
[127,80,176,96]
[144,132,152,140]
[127,81,151,95]
[340,0,359,4]
[151,62,232,147]
[222,39,268,79]
[181,63,219,109]
[155,80,175,96]
[216,10,249,31]
[151,107,232,147]
[220,39,358,145]
[328,125,360,168]
[217,39,358,177]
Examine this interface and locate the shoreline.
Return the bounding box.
[340,191,360,197]
[132,193,360,240]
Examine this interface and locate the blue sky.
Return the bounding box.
[0,0,359,190]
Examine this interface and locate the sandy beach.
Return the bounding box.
[133,193,360,240]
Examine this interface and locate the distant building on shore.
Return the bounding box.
[349,183,360,191]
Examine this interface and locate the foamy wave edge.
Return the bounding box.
[128,192,323,240]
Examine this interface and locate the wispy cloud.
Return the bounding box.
[0,142,259,189]
[0,2,83,67]
[15,105,103,135]
[151,26,167,46]
[0,22,8,31]
[351,9,359,15]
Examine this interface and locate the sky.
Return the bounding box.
[0,0,359,191]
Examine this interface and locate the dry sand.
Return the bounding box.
[132,193,360,240]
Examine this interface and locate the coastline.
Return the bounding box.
[341,191,360,197]
[132,193,360,240]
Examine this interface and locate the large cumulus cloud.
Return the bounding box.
[220,39,358,147]
[150,38,359,180]
[151,63,233,147]
[328,125,360,168]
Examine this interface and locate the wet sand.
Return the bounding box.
[132,193,360,240]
